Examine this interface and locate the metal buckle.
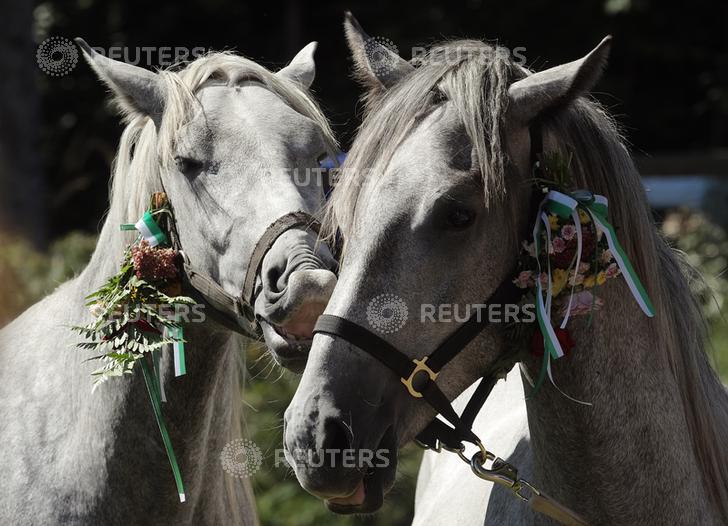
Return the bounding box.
[400,357,438,398]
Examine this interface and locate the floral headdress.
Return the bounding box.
[514,153,655,393]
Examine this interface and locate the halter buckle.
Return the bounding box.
[401,357,439,398]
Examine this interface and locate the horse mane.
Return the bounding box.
[546,100,728,521]
[80,51,337,519]
[327,39,728,520]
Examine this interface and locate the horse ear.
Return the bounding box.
[344,11,413,96]
[75,38,165,123]
[277,41,317,88]
[507,36,612,125]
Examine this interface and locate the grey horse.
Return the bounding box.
[283,14,728,525]
[0,41,338,525]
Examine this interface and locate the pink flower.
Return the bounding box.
[578,262,591,273]
[552,237,566,253]
[561,224,577,241]
[513,270,534,289]
[539,272,549,288]
[605,262,620,278]
[601,249,614,263]
[562,290,604,317]
[131,240,179,281]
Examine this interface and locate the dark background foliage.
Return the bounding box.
[1,0,726,245]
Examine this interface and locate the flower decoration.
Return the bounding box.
[513,209,620,320]
[72,192,193,385]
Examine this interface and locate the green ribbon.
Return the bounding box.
[124,210,168,247]
[119,205,188,501]
[530,189,655,394]
[170,322,186,377]
[140,359,185,503]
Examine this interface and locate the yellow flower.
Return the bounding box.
[583,275,596,288]
[548,214,560,231]
[578,209,591,224]
[552,268,568,296]
[596,271,607,285]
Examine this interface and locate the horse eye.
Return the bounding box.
[174,156,203,176]
[446,208,475,229]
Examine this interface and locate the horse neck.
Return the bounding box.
[522,256,728,523]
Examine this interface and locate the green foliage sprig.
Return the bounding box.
[72,193,195,386]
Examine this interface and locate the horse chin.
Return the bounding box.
[323,461,396,515]
[324,427,398,515]
[258,319,311,373]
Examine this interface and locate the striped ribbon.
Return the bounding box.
[168,322,187,377]
[140,359,186,503]
[531,189,655,393]
[120,210,168,247]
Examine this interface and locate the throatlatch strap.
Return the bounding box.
[425,280,523,373]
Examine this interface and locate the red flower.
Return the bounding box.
[131,241,179,281]
[530,326,576,357]
[551,227,597,268]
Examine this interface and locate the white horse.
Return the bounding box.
[0,40,339,525]
[284,13,728,525]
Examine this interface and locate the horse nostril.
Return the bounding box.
[322,417,352,453]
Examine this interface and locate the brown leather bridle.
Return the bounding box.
[168,211,322,339]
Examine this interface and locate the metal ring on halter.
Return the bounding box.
[443,439,491,466]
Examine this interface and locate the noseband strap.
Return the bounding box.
[170,211,321,338]
[241,211,322,307]
[314,277,524,449]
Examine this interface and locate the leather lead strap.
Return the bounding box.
[530,492,589,526]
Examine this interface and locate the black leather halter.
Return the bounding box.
[312,124,544,452]
[169,211,321,339]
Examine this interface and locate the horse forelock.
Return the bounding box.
[324,40,521,252]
